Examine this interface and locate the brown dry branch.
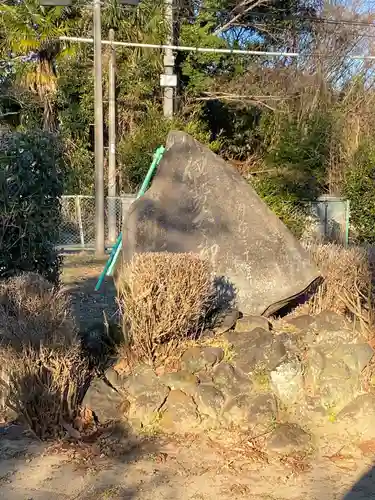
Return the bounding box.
[0,272,89,439]
[303,243,374,336]
[0,344,89,439]
[116,252,214,367]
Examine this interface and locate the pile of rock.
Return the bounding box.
[83,310,375,451]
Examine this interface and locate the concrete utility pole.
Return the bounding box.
[162,0,176,118]
[108,28,117,244]
[94,0,105,257]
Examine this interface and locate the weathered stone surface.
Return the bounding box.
[194,384,225,419]
[304,350,362,413]
[223,393,278,430]
[121,365,170,427]
[284,312,359,348]
[293,396,328,425]
[181,347,224,373]
[312,311,349,331]
[105,367,126,392]
[304,348,326,393]
[213,362,252,397]
[314,330,358,351]
[318,360,359,412]
[159,370,199,395]
[331,344,374,374]
[235,315,270,333]
[121,131,319,316]
[200,329,215,340]
[83,378,125,422]
[277,332,307,354]
[266,423,312,454]
[270,358,304,406]
[128,389,170,428]
[227,328,286,375]
[160,390,200,432]
[284,315,315,332]
[122,365,168,399]
[214,309,240,335]
[197,371,214,385]
[337,394,375,440]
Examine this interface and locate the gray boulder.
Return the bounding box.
[304,347,326,393]
[318,360,359,412]
[213,362,253,397]
[214,309,240,334]
[337,394,375,440]
[181,346,224,373]
[82,378,126,422]
[223,393,278,431]
[331,344,374,374]
[159,370,199,395]
[226,328,286,375]
[160,390,201,432]
[121,131,319,316]
[235,315,271,332]
[194,384,225,419]
[121,365,167,398]
[118,365,170,427]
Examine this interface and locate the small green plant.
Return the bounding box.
[328,411,337,423]
[139,411,163,436]
[253,371,271,392]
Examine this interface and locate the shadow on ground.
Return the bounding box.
[0,422,171,500]
[62,255,118,330]
[343,465,375,499]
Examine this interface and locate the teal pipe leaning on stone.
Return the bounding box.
[95,145,165,292]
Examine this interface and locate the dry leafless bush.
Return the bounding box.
[0,272,89,438]
[0,272,76,350]
[117,252,214,366]
[303,243,374,336]
[0,345,89,439]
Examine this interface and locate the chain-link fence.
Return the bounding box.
[58,195,135,251]
[58,194,350,251]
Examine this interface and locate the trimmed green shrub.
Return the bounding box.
[0,131,64,284]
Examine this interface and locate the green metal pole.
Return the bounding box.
[95,146,165,291]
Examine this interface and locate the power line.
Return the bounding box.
[59,35,375,60]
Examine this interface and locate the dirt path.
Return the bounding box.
[0,424,375,500]
[0,255,375,499]
[62,254,118,330]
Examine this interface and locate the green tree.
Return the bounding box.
[0,0,76,130]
